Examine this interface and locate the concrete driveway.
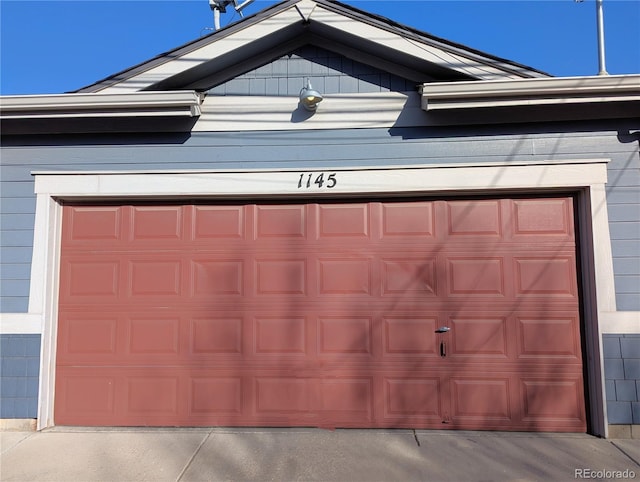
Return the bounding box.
[1,428,639,481]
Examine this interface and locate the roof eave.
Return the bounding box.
[421,74,640,110]
[0,91,203,135]
[418,74,640,126]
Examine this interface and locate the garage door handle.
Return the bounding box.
[440,341,446,357]
[435,326,450,333]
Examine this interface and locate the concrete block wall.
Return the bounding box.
[603,334,640,424]
[0,334,40,418]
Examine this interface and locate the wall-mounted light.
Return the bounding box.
[299,78,323,111]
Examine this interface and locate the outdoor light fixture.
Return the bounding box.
[299,79,323,111]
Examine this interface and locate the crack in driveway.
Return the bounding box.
[175,428,213,481]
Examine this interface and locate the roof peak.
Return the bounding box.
[75,0,549,94]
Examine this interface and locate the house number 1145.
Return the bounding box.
[297,172,338,189]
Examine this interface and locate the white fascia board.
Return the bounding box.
[425,95,640,111]
[421,74,640,110]
[309,6,542,81]
[98,6,306,94]
[194,92,419,131]
[0,91,202,119]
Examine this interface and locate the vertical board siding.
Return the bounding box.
[0,334,40,418]
[0,127,639,313]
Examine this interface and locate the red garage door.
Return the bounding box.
[55,197,586,431]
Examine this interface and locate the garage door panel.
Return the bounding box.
[447,257,506,296]
[380,202,435,238]
[193,205,245,239]
[381,258,437,295]
[128,316,180,356]
[57,198,586,431]
[190,377,243,415]
[447,200,502,237]
[131,206,183,242]
[512,199,574,238]
[318,317,373,356]
[191,317,243,355]
[255,378,312,414]
[256,205,307,238]
[318,258,372,295]
[127,376,180,415]
[450,378,512,422]
[128,260,182,297]
[383,317,438,356]
[449,317,508,358]
[317,204,370,238]
[58,315,118,359]
[256,259,307,295]
[55,371,117,420]
[521,379,586,422]
[61,259,120,302]
[255,317,307,355]
[514,257,578,297]
[191,259,244,297]
[319,378,373,422]
[65,206,122,244]
[383,377,443,420]
[517,315,582,359]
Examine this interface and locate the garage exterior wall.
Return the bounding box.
[1,123,639,429]
[603,334,640,424]
[3,125,639,313]
[0,335,40,418]
[207,45,418,96]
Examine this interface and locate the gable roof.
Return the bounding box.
[76,0,549,94]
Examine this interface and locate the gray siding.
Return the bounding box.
[0,334,40,418]
[0,174,34,311]
[1,125,639,313]
[208,45,416,96]
[603,334,640,424]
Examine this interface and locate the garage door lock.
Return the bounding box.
[435,327,450,358]
[440,341,447,357]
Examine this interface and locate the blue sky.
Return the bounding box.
[1,0,639,95]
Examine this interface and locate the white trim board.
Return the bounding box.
[600,312,640,334]
[0,314,43,334]
[19,159,639,435]
[33,160,609,197]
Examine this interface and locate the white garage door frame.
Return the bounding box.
[25,159,628,436]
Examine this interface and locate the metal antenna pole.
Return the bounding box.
[209,0,254,31]
[595,0,608,75]
[209,0,230,31]
[214,8,221,30]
